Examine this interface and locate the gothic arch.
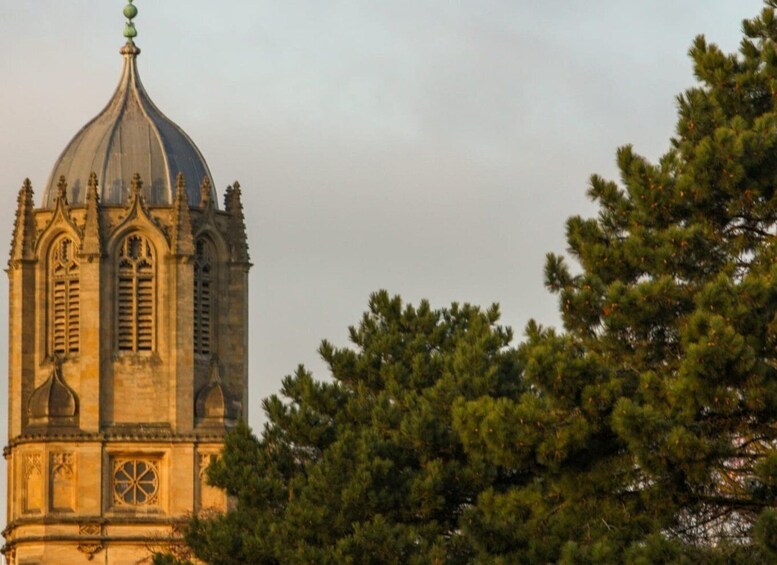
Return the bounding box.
[33,193,81,261]
[194,236,217,357]
[33,225,83,362]
[115,233,157,353]
[47,236,81,355]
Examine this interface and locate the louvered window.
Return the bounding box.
[194,239,214,356]
[50,238,80,354]
[117,235,155,352]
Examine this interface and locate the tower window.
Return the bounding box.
[117,234,155,352]
[113,459,159,506]
[194,238,214,356]
[50,237,80,355]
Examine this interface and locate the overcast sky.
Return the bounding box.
[0,0,766,528]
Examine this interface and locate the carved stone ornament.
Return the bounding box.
[50,452,76,512]
[77,522,104,561]
[23,453,42,478]
[23,453,43,513]
[198,452,216,479]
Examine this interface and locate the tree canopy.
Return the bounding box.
[160,1,777,563]
[161,292,519,564]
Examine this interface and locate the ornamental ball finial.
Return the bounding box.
[124,22,137,40]
[123,1,138,42]
[123,0,138,21]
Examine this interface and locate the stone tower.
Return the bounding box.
[3,3,250,563]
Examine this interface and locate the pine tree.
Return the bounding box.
[178,291,519,564]
[455,1,777,560]
[164,2,777,563]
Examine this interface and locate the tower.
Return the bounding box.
[3,3,250,563]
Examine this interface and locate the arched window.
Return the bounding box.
[194,238,214,356]
[117,234,155,352]
[50,237,80,355]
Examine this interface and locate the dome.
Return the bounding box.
[42,42,218,209]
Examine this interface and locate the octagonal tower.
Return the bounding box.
[3,3,250,563]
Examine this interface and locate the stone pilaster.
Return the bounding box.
[79,173,102,432]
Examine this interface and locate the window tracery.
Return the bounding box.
[50,237,80,355]
[112,459,159,506]
[117,234,155,352]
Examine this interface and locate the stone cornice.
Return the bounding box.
[4,430,228,455]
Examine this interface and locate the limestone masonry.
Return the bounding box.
[3,3,251,563]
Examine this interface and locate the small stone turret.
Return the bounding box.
[27,363,79,428]
[8,179,36,266]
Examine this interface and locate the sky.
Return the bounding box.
[0,0,767,531]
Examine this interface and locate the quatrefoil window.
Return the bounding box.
[113,460,159,506]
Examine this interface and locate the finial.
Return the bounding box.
[10,179,36,265]
[224,181,250,263]
[123,0,138,43]
[130,173,143,200]
[56,176,68,203]
[172,173,194,255]
[176,172,187,195]
[87,172,99,194]
[83,172,102,259]
[209,358,223,384]
[200,177,212,208]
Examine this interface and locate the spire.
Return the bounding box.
[9,179,36,265]
[224,182,250,263]
[82,172,102,259]
[171,173,195,256]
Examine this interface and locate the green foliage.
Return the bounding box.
[172,291,519,564]
[152,554,194,565]
[536,0,777,557]
[164,2,777,563]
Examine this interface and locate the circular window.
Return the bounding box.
[113,460,159,506]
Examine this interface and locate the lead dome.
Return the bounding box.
[42,42,217,208]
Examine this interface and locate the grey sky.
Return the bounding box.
[0,0,765,528]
